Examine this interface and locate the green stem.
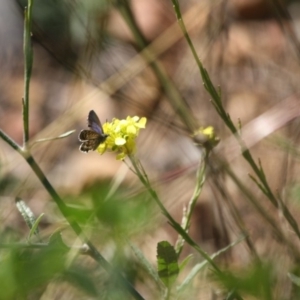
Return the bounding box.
[165,287,171,300]
[0,130,23,153]
[23,0,34,147]
[175,150,207,256]
[185,153,207,229]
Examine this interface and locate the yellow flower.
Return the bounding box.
[193,126,220,150]
[97,116,147,160]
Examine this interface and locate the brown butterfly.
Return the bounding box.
[78,110,109,153]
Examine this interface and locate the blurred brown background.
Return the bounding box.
[1,0,300,297]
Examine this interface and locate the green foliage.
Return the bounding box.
[157,241,179,288]
[216,263,273,300]
[63,181,155,235]
[92,190,153,232]
[0,242,66,298]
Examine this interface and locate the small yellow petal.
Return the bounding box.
[202,126,214,138]
[119,120,127,126]
[97,143,106,154]
[127,125,137,135]
[137,117,147,128]
[115,137,126,145]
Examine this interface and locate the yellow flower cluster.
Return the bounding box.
[97,116,147,160]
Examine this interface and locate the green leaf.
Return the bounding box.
[28,213,44,241]
[48,231,69,252]
[157,241,179,287]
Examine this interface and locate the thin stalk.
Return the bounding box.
[0,130,23,153]
[175,150,207,256]
[23,0,34,147]
[184,152,207,230]
[165,288,171,300]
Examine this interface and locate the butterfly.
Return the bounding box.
[78,110,109,153]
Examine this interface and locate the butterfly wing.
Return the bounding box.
[78,129,100,142]
[88,110,104,135]
[78,129,107,152]
[79,139,102,152]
